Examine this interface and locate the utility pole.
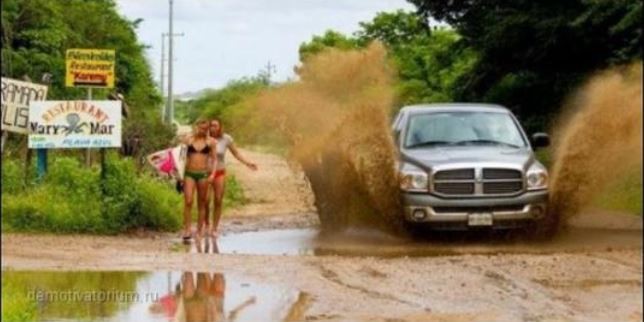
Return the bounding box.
[166,0,175,125]
[160,32,184,121]
[264,61,277,84]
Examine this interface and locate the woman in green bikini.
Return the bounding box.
[181,119,218,242]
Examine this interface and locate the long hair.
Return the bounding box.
[209,118,223,138]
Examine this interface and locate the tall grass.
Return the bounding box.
[2,154,182,234]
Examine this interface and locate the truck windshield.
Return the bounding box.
[404,111,527,149]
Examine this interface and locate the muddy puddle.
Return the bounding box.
[2,270,306,322]
[178,224,642,258]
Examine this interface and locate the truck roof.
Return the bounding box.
[399,103,510,114]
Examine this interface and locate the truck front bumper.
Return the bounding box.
[402,190,549,230]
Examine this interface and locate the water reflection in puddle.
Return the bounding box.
[2,270,302,322]
[180,229,318,256]
[178,227,642,257]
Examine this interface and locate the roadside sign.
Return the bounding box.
[1,77,48,134]
[28,100,122,149]
[65,49,116,88]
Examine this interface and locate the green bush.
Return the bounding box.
[223,174,248,209]
[2,183,104,233]
[133,176,182,230]
[2,155,182,234]
[1,159,24,194]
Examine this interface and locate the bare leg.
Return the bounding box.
[211,175,226,237]
[196,179,209,238]
[205,182,212,227]
[183,178,197,238]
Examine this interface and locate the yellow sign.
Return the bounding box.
[65,49,116,88]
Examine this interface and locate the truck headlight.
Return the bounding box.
[526,168,548,190]
[400,169,428,192]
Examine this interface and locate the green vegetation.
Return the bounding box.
[223,174,248,209]
[1,0,174,159]
[299,11,477,108]
[188,5,640,138]
[2,271,144,320]
[0,0,223,234]
[1,279,37,322]
[1,155,182,234]
[1,154,248,233]
[408,0,642,133]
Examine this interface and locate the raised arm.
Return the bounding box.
[229,143,258,171]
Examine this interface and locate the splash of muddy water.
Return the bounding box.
[254,43,404,233]
[550,62,643,223]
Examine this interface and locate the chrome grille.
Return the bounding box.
[434,169,475,180]
[483,181,523,194]
[434,182,475,195]
[432,167,524,196]
[483,168,522,179]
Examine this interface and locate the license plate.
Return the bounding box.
[468,213,493,226]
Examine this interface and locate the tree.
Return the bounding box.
[298,30,359,62]
[299,11,476,107]
[408,0,642,131]
[1,0,174,158]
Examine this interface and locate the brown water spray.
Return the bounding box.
[550,62,643,222]
[251,43,405,233]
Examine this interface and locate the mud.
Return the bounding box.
[252,43,404,233]
[175,223,641,258]
[550,63,643,221]
[2,228,642,322]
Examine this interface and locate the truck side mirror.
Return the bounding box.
[532,133,550,148]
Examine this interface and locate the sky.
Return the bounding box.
[116,0,415,94]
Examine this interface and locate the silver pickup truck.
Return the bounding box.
[393,103,554,232]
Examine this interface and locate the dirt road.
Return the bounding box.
[2,148,642,322]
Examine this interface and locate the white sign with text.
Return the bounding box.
[1,77,48,134]
[28,100,122,149]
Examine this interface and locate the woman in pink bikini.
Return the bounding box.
[205,118,258,237]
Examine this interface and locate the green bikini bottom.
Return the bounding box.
[184,170,209,182]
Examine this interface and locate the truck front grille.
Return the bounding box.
[432,167,524,196]
[483,181,523,194]
[434,182,475,195]
[434,169,475,180]
[483,168,522,179]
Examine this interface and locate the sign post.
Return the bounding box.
[1,131,7,155]
[86,87,93,167]
[37,149,48,180]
